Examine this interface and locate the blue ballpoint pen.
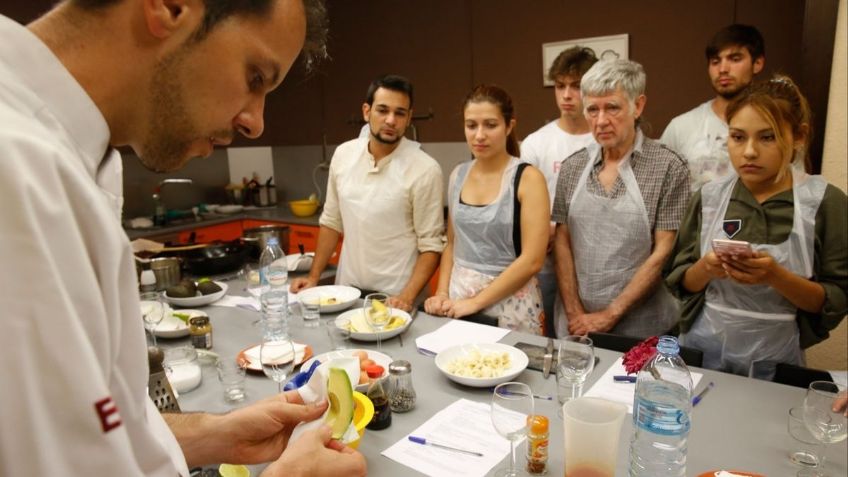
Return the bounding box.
[408,436,484,457]
[613,375,637,383]
[692,381,715,406]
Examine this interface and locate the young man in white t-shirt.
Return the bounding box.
[661,24,766,192]
[521,46,597,335]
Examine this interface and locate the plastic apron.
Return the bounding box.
[449,158,544,335]
[554,144,678,338]
[680,169,827,379]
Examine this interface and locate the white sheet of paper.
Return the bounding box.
[382,399,524,477]
[213,294,261,310]
[415,320,510,355]
[584,357,703,413]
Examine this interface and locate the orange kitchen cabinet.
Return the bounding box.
[288,224,342,265]
[177,221,242,244]
[428,266,440,297]
[242,219,279,230]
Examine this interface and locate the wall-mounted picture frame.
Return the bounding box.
[542,34,629,86]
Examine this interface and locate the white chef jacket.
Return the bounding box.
[320,137,445,296]
[0,16,188,476]
[520,120,594,274]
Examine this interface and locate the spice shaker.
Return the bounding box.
[387,360,416,412]
[525,414,549,474]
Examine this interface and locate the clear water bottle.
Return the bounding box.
[259,237,288,317]
[629,335,693,477]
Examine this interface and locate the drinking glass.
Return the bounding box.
[556,336,595,411]
[260,332,296,393]
[140,291,165,347]
[491,382,534,477]
[217,358,247,403]
[788,406,824,467]
[798,381,848,477]
[364,293,390,351]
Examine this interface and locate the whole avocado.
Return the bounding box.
[198,281,222,295]
[166,284,194,298]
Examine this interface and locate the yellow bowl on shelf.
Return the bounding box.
[289,199,319,217]
[348,391,374,449]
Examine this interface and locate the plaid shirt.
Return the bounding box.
[551,131,690,231]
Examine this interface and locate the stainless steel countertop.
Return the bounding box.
[164,279,848,476]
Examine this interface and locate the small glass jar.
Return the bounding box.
[387,360,416,412]
[163,346,202,393]
[189,316,213,350]
[525,414,549,474]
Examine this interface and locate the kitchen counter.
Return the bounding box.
[125,205,321,241]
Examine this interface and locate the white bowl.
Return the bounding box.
[300,349,392,392]
[295,285,360,313]
[334,308,412,342]
[163,281,228,307]
[434,343,529,388]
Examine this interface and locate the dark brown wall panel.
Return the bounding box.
[1,1,830,147]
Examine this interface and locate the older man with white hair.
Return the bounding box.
[551,59,690,338]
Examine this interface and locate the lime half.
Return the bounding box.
[218,464,250,477]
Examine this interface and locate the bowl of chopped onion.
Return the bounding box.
[434,343,529,388]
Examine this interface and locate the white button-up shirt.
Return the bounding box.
[321,137,445,295]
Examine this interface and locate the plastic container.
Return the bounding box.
[629,336,693,477]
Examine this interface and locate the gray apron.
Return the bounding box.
[554,146,678,338]
[681,169,826,379]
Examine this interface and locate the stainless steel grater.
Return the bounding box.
[148,347,181,412]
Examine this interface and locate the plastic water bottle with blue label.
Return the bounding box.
[629,335,693,477]
[259,237,288,318]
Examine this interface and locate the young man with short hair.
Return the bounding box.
[661,24,766,192]
[521,46,598,334]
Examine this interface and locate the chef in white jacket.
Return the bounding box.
[0,1,365,476]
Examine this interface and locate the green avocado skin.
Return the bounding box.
[197,281,222,295]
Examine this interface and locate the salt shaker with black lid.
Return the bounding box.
[387,360,416,412]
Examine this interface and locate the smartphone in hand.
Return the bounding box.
[712,238,754,258]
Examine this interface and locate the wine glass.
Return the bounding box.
[140,291,165,347]
[556,336,595,412]
[260,331,296,393]
[364,293,391,351]
[491,382,534,477]
[798,381,847,477]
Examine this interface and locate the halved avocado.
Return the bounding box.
[324,367,354,439]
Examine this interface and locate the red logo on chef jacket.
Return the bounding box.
[94,397,122,433]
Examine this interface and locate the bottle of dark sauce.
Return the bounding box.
[366,368,392,430]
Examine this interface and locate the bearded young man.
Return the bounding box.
[660,24,766,192]
[290,75,445,313]
[0,1,366,475]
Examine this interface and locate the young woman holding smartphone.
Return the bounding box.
[664,76,847,379]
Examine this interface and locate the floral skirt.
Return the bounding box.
[449,263,545,335]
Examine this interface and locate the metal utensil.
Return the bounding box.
[148,347,180,412]
[542,338,554,379]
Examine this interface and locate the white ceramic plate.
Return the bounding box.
[217,204,244,214]
[238,342,313,372]
[434,343,529,388]
[334,308,412,342]
[152,309,207,338]
[300,349,392,392]
[295,285,360,313]
[163,281,228,307]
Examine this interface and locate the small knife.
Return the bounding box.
[542,338,554,379]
